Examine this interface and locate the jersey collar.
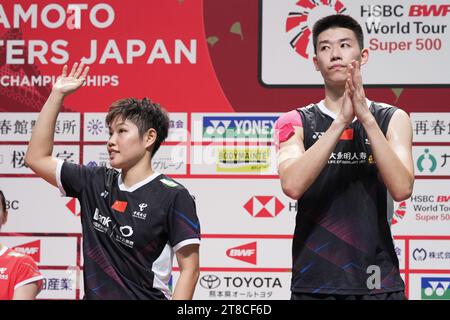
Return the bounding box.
[317,98,372,122]
[118,171,162,192]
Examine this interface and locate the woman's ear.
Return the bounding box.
[0,210,7,227]
[145,128,157,149]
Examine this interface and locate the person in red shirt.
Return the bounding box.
[0,190,43,300]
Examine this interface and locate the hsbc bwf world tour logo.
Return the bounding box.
[285,0,347,59]
[261,0,348,85]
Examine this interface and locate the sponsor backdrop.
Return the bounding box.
[0,0,449,300]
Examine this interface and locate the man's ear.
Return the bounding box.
[145,128,157,149]
[313,56,320,71]
[360,48,369,66]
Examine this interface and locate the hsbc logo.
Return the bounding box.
[5,200,19,210]
[12,240,41,263]
[226,242,257,265]
[66,198,80,217]
[244,196,285,218]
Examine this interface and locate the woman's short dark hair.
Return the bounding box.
[105,98,170,156]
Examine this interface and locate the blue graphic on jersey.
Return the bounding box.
[174,209,199,230]
[301,262,314,274]
[341,262,365,271]
[314,242,329,253]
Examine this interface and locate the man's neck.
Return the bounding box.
[323,83,345,115]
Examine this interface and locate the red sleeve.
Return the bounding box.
[13,255,43,290]
[274,110,302,149]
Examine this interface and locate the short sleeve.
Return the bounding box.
[168,188,201,252]
[274,110,303,149]
[14,255,43,291]
[56,160,98,198]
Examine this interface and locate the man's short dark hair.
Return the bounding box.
[106,98,170,157]
[312,14,364,54]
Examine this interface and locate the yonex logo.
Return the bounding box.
[312,132,325,140]
[0,267,7,274]
[244,196,284,218]
[203,117,277,139]
[226,242,257,265]
[421,277,450,300]
[204,120,232,136]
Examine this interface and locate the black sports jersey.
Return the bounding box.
[56,161,201,300]
[290,100,404,295]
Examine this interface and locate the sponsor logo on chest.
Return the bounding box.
[132,203,149,220]
[92,208,112,233]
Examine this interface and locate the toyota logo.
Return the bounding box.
[200,275,221,289]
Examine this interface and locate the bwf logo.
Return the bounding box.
[260,0,348,86]
[226,242,257,265]
[12,240,41,263]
